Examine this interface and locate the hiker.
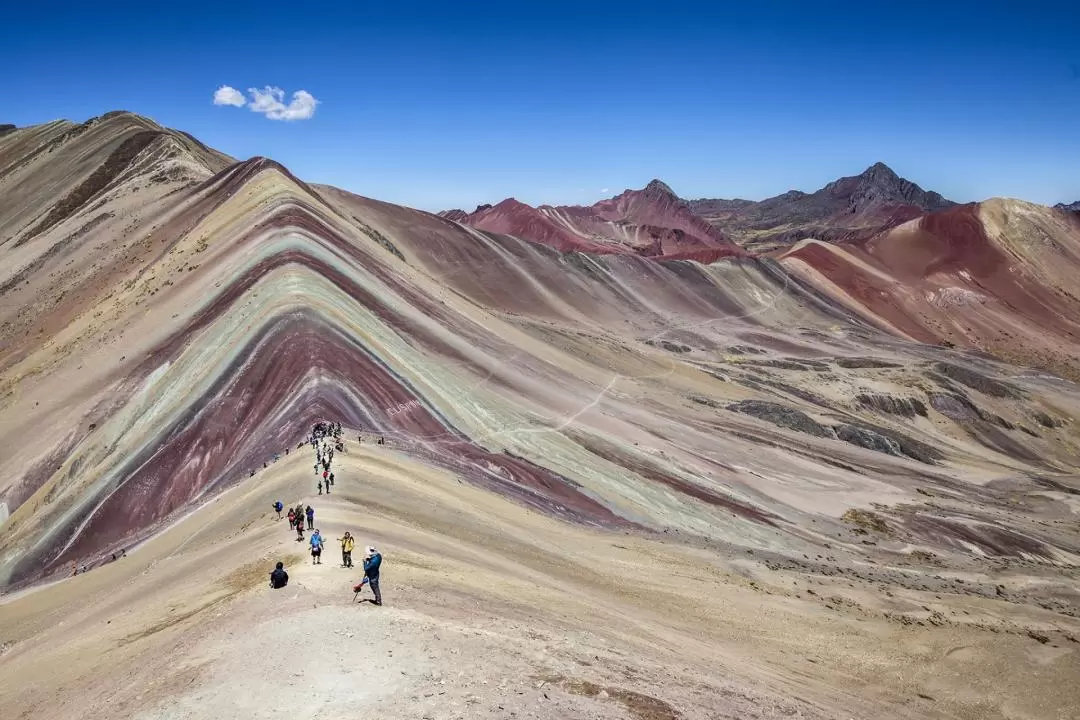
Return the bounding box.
[287,508,296,529]
[274,501,283,520]
[296,520,305,542]
[328,472,335,487]
[339,532,354,567]
[318,481,323,495]
[310,530,324,565]
[357,546,383,605]
[269,561,289,589]
[306,505,315,530]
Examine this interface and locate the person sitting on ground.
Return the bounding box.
[269,561,289,589]
[339,532,354,568]
[310,529,324,565]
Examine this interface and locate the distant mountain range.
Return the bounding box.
[1055,200,1080,212]
[444,162,966,255]
[688,162,956,251]
[440,178,746,263]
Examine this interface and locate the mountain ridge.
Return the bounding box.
[440,178,746,260]
[687,161,955,250]
[444,162,964,255]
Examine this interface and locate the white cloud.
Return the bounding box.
[246,86,319,121]
[600,188,610,194]
[213,85,246,107]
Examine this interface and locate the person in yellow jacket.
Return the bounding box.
[339,532,355,568]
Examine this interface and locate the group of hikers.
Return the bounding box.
[310,421,344,495]
[268,537,383,605]
[268,545,381,605]
[274,501,316,541]
[267,421,383,606]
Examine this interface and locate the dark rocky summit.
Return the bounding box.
[688,162,956,249]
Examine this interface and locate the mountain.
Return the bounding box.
[440,179,747,261]
[689,162,956,250]
[3,113,1080,720]
[1055,200,1080,212]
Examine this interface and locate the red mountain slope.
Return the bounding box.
[440,180,746,259]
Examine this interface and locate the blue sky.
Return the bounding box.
[3,1,1078,210]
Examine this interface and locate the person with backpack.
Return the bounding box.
[328,472,335,488]
[287,507,296,529]
[305,505,315,530]
[354,546,382,605]
[296,518,305,542]
[273,501,283,520]
[310,530,324,565]
[339,532,355,568]
[269,561,289,589]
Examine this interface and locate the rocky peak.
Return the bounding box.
[832,162,953,213]
[1054,200,1080,213]
[438,209,469,222]
[642,179,678,201]
[858,161,901,186]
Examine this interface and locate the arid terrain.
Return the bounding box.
[1,111,1079,720]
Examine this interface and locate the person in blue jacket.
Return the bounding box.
[310,529,324,564]
[355,546,383,605]
[273,501,283,520]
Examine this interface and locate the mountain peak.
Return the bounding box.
[643,179,677,199]
[860,162,900,181]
